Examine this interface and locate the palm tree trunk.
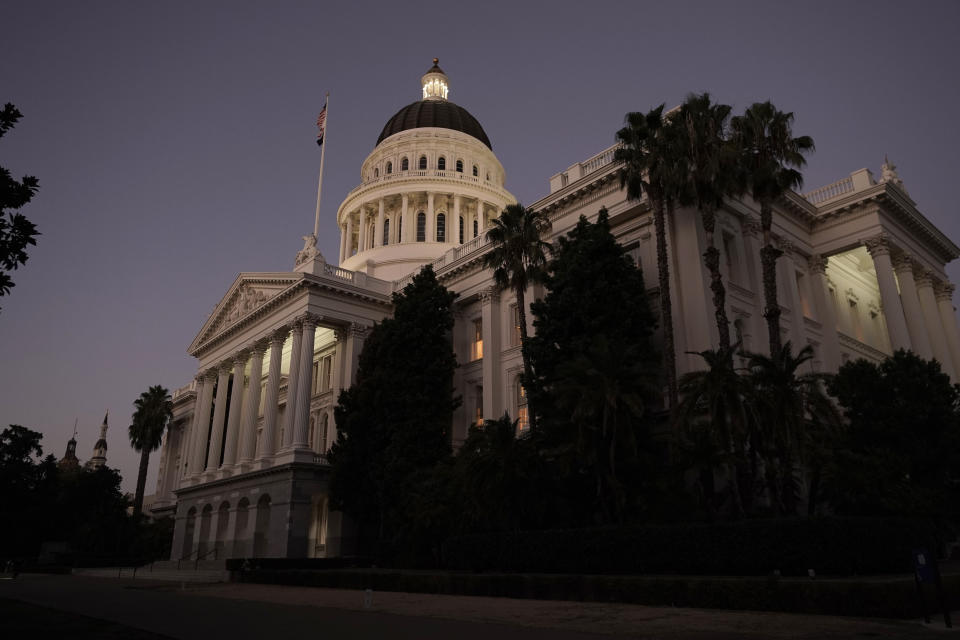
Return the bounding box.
[653,197,678,426]
[515,284,536,431]
[701,206,731,351]
[759,200,784,354]
[133,447,150,519]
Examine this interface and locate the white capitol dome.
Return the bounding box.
[336,59,516,281]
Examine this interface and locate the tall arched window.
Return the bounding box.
[418,156,427,170]
[401,157,409,171]
[472,165,478,177]
[416,212,426,242]
[386,161,393,174]
[437,157,446,171]
[459,215,464,244]
[456,159,463,173]
[383,219,390,246]
[516,379,529,433]
[436,213,446,242]
[473,218,478,238]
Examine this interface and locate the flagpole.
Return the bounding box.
[313,92,329,239]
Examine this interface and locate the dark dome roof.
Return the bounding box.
[376,100,491,149]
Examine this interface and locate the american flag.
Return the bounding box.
[316,106,327,147]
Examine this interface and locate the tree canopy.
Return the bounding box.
[0,103,40,310]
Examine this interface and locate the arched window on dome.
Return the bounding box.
[473,218,478,238]
[386,161,392,174]
[401,157,409,171]
[416,212,426,242]
[418,156,427,170]
[436,213,446,242]
[459,215,464,244]
[486,172,491,181]
[383,219,390,246]
[374,167,379,178]
[437,157,446,171]
[456,159,463,173]
[472,165,478,177]
[397,215,402,242]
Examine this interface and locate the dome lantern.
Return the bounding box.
[421,58,449,101]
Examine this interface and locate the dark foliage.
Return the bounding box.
[0,103,40,309]
[328,265,459,559]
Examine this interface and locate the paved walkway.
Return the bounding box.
[3,574,956,638]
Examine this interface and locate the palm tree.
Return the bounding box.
[730,102,814,354]
[615,106,684,422]
[129,385,173,519]
[678,344,747,517]
[674,93,737,351]
[483,203,552,431]
[744,342,838,514]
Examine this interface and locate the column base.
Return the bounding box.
[271,448,320,466]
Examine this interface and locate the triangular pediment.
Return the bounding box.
[189,273,302,354]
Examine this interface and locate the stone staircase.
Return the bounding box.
[73,559,232,583]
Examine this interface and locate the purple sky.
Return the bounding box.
[2,1,958,492]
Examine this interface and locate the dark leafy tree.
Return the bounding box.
[483,203,552,431]
[826,351,960,518]
[128,385,173,519]
[730,102,814,354]
[0,103,40,309]
[328,265,459,558]
[615,107,683,422]
[527,210,660,525]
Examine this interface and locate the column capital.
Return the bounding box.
[251,338,269,355]
[863,234,894,258]
[348,322,370,339]
[778,239,796,256]
[202,368,219,382]
[935,281,955,302]
[233,351,249,367]
[914,268,935,289]
[270,327,288,345]
[218,361,233,375]
[480,286,500,304]
[808,254,829,274]
[301,313,322,329]
[892,252,916,274]
[741,218,761,238]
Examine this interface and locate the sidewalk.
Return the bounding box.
[182,581,958,638]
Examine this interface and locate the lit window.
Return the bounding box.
[459,216,464,244]
[471,318,483,361]
[456,159,463,172]
[474,385,484,427]
[401,157,409,171]
[383,219,390,246]
[438,157,446,171]
[472,165,478,177]
[436,213,446,242]
[417,212,426,242]
[511,304,522,346]
[418,156,427,170]
[516,380,528,433]
[386,161,392,174]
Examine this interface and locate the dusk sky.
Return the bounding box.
[2,0,958,492]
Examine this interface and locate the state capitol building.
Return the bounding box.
[151,60,960,560]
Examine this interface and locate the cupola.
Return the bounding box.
[421,58,449,101]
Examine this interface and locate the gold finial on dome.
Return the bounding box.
[422,59,449,101]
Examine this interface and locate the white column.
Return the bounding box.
[426,192,435,242]
[221,353,247,468]
[864,235,911,352]
[741,219,767,351]
[892,254,933,358]
[781,244,806,352]
[936,282,960,377]
[476,201,485,234]
[916,270,956,378]
[259,331,284,460]
[190,371,216,476]
[357,205,367,253]
[338,224,346,264]
[293,316,318,448]
[344,215,354,260]
[375,198,385,248]
[453,195,461,243]
[281,320,303,450]
[239,342,265,465]
[182,376,203,478]
[401,193,409,243]
[480,287,501,421]
[206,365,232,471]
[808,255,841,371]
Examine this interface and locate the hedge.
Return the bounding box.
[441,517,945,576]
